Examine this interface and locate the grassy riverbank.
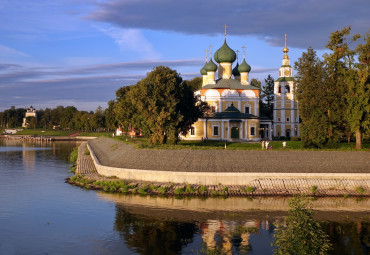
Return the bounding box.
[67,174,369,198]
[3,128,114,137]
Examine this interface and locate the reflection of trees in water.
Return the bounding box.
[112,199,369,255]
[114,205,198,255]
[323,221,370,255]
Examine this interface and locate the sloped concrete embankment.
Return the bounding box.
[81,140,370,197]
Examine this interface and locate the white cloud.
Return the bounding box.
[0,44,30,58]
[98,26,161,59]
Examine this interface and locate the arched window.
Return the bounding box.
[285,85,290,93]
[278,85,281,93]
[251,127,255,136]
[211,105,216,112]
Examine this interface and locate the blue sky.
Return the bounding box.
[0,0,369,111]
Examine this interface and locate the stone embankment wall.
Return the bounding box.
[85,141,370,196]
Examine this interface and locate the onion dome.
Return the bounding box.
[232,62,240,76]
[214,39,236,63]
[204,59,217,72]
[238,59,251,73]
[200,63,207,75]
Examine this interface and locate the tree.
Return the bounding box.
[104,100,117,132]
[114,66,206,144]
[262,75,275,118]
[344,31,370,149]
[272,197,331,255]
[295,48,330,148]
[323,27,353,145]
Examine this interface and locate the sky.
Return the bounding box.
[0,0,369,111]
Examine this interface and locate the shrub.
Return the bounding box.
[310,185,318,195]
[355,186,366,194]
[69,147,79,163]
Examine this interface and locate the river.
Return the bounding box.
[0,139,369,254]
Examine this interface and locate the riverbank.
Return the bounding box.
[67,140,370,197]
[1,134,97,141]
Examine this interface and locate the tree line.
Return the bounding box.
[295,26,369,149]
[0,104,117,132]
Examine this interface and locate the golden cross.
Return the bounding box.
[284,34,287,48]
[242,46,246,58]
[209,44,214,58]
[223,24,230,37]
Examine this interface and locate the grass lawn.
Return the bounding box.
[134,138,370,151]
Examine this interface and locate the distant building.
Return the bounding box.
[22,106,37,128]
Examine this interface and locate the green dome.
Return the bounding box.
[200,63,207,75]
[238,59,251,73]
[232,62,240,76]
[204,59,217,72]
[214,39,236,63]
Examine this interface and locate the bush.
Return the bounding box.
[69,147,79,163]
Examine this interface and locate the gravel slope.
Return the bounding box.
[88,137,369,173]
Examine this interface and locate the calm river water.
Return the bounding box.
[0,139,369,255]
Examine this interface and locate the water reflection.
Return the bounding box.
[101,193,370,254]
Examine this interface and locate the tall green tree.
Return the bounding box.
[272,197,332,255]
[262,75,275,118]
[344,31,370,149]
[323,27,353,145]
[295,48,330,148]
[104,100,117,132]
[115,66,206,144]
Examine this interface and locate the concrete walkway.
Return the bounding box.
[88,137,369,173]
[71,139,370,196]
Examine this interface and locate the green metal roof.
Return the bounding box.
[276,77,295,82]
[202,78,259,90]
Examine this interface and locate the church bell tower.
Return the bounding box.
[273,34,299,138]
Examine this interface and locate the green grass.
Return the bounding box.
[135,139,370,151]
[355,186,366,194]
[69,147,79,163]
[16,129,75,136]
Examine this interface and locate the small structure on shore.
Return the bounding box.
[22,106,37,128]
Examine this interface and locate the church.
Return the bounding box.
[182,31,299,141]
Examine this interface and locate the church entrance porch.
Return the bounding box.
[231,127,239,139]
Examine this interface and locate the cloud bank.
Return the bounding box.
[88,0,370,49]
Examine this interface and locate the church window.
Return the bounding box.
[286,117,290,122]
[277,117,281,122]
[190,126,195,136]
[285,85,290,93]
[251,127,255,136]
[245,106,250,114]
[213,126,219,136]
[278,85,281,93]
[211,105,216,112]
